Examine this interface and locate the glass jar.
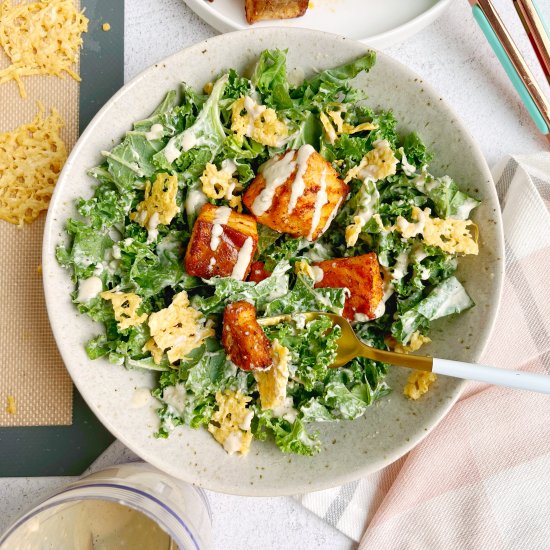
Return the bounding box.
[0,462,212,549]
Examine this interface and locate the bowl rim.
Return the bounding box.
[42,27,505,495]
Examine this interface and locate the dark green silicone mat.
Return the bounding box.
[0,0,124,477]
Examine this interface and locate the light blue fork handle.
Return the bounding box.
[472,4,550,134]
[433,358,550,394]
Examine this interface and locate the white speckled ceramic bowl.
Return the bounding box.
[43,28,504,496]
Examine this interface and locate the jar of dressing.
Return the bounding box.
[0,462,212,549]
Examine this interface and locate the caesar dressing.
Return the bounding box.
[161,383,187,417]
[391,251,410,280]
[271,396,298,423]
[231,236,254,280]
[243,96,266,135]
[320,197,342,236]
[146,211,160,243]
[287,144,315,214]
[239,410,254,431]
[1,500,176,550]
[396,208,426,238]
[209,206,232,251]
[185,187,207,217]
[252,150,296,216]
[311,265,324,283]
[77,276,102,303]
[163,139,181,164]
[130,387,152,409]
[145,123,163,141]
[307,167,329,241]
[398,147,416,176]
[223,431,243,455]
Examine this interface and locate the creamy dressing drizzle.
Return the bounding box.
[307,167,329,241]
[146,212,160,243]
[252,150,296,216]
[181,131,198,152]
[391,250,409,281]
[231,236,254,280]
[209,206,232,252]
[320,197,342,236]
[223,431,243,454]
[145,123,163,141]
[163,140,181,164]
[397,208,427,239]
[271,396,298,423]
[77,276,102,303]
[185,187,207,217]
[398,146,416,176]
[287,144,315,214]
[243,96,266,135]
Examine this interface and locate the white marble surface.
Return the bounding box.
[2,0,550,548]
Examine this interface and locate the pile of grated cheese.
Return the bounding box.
[320,106,378,145]
[208,390,254,456]
[129,172,180,242]
[255,339,290,410]
[200,162,242,211]
[231,96,288,147]
[100,291,148,330]
[147,291,214,364]
[395,206,479,256]
[0,104,67,225]
[403,370,437,400]
[0,0,88,97]
[344,139,398,184]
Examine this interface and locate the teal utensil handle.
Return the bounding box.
[531,0,550,40]
[473,4,549,134]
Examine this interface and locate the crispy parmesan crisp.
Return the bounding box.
[0,0,88,97]
[0,105,67,225]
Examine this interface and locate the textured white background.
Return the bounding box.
[2,0,549,548]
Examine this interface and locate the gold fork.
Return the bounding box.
[258,312,550,394]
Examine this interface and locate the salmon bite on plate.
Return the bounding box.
[243,145,349,241]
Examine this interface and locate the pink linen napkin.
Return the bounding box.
[298,153,550,547]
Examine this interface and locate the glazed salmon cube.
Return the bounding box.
[222,301,273,371]
[314,253,384,322]
[245,0,308,24]
[243,146,348,241]
[185,203,258,280]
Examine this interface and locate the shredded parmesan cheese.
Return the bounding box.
[344,140,398,183]
[200,162,242,210]
[142,338,164,365]
[395,206,479,255]
[320,106,378,144]
[101,291,148,330]
[6,395,16,414]
[255,339,290,410]
[345,215,364,247]
[0,104,67,225]
[147,291,214,364]
[294,259,315,279]
[403,371,437,400]
[0,0,88,97]
[231,96,288,147]
[208,390,253,455]
[393,331,431,354]
[129,172,180,234]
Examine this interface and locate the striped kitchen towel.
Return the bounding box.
[297,153,550,548]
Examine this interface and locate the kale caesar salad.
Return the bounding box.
[57,49,480,457]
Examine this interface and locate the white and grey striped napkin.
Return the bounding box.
[296,152,550,545]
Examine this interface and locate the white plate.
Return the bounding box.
[43,28,504,496]
[183,0,452,48]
